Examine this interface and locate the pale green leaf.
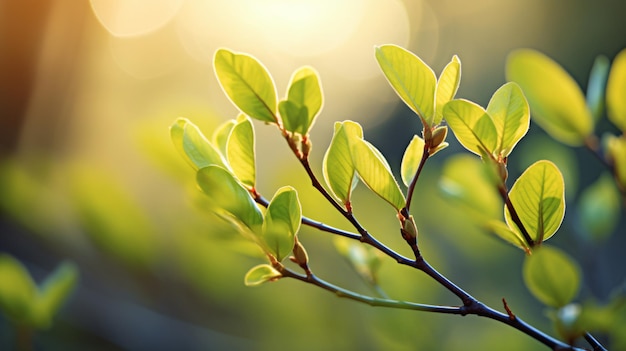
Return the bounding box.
[606,135,626,189]
[214,49,278,123]
[400,135,425,187]
[32,262,78,328]
[323,121,362,205]
[439,155,502,221]
[171,118,229,171]
[578,174,620,241]
[197,166,263,234]
[227,115,256,188]
[212,118,237,156]
[443,99,498,156]
[506,49,593,145]
[262,186,301,261]
[485,220,530,253]
[586,56,610,122]
[375,45,437,126]
[435,55,461,125]
[486,82,530,157]
[506,160,565,243]
[244,264,282,287]
[523,245,580,308]
[352,138,406,211]
[334,237,383,286]
[606,49,626,132]
[0,254,37,324]
[281,66,323,135]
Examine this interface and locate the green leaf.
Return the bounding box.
[523,245,580,308]
[400,135,425,187]
[506,49,593,145]
[443,99,498,156]
[375,45,437,126]
[486,82,530,157]
[323,121,362,205]
[485,220,530,253]
[32,262,78,328]
[435,55,461,125]
[214,48,278,123]
[439,155,502,221]
[586,56,610,122]
[244,264,282,287]
[227,115,256,188]
[606,49,626,132]
[578,174,620,241]
[212,118,237,156]
[197,165,263,234]
[262,186,301,261]
[280,66,323,135]
[0,254,37,324]
[606,135,626,189]
[171,118,228,171]
[334,237,383,286]
[352,138,406,211]
[506,160,565,243]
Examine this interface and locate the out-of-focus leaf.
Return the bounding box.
[32,262,78,328]
[197,166,263,235]
[352,138,406,211]
[0,254,37,324]
[485,220,530,253]
[323,121,361,206]
[435,55,461,125]
[280,66,323,135]
[262,187,301,261]
[400,135,425,187]
[606,49,626,132]
[506,160,565,243]
[227,115,256,188]
[443,99,498,156]
[244,264,282,287]
[506,49,593,145]
[578,174,620,241]
[586,56,610,122]
[439,155,501,221]
[606,135,626,189]
[486,82,530,157]
[334,237,383,286]
[375,45,436,126]
[214,49,278,123]
[523,245,580,308]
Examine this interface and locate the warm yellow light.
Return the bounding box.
[90,0,183,37]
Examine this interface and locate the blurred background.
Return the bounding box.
[1,0,625,350]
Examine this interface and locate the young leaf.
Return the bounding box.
[323,121,362,205]
[32,261,78,328]
[196,165,263,234]
[523,245,580,308]
[443,99,498,156]
[586,56,610,122]
[486,82,530,157]
[506,49,593,145]
[400,135,425,187]
[606,49,626,132]
[244,264,282,287]
[606,135,626,189]
[435,55,461,125]
[170,118,229,171]
[485,220,531,254]
[212,118,237,156]
[505,160,565,243]
[227,115,256,188]
[578,174,620,242]
[262,186,302,262]
[214,49,278,123]
[334,237,383,286]
[375,44,437,126]
[0,254,37,324]
[280,66,323,135]
[352,138,406,211]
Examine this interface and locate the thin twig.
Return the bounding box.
[497,184,536,247]
[584,332,608,351]
[405,143,430,213]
